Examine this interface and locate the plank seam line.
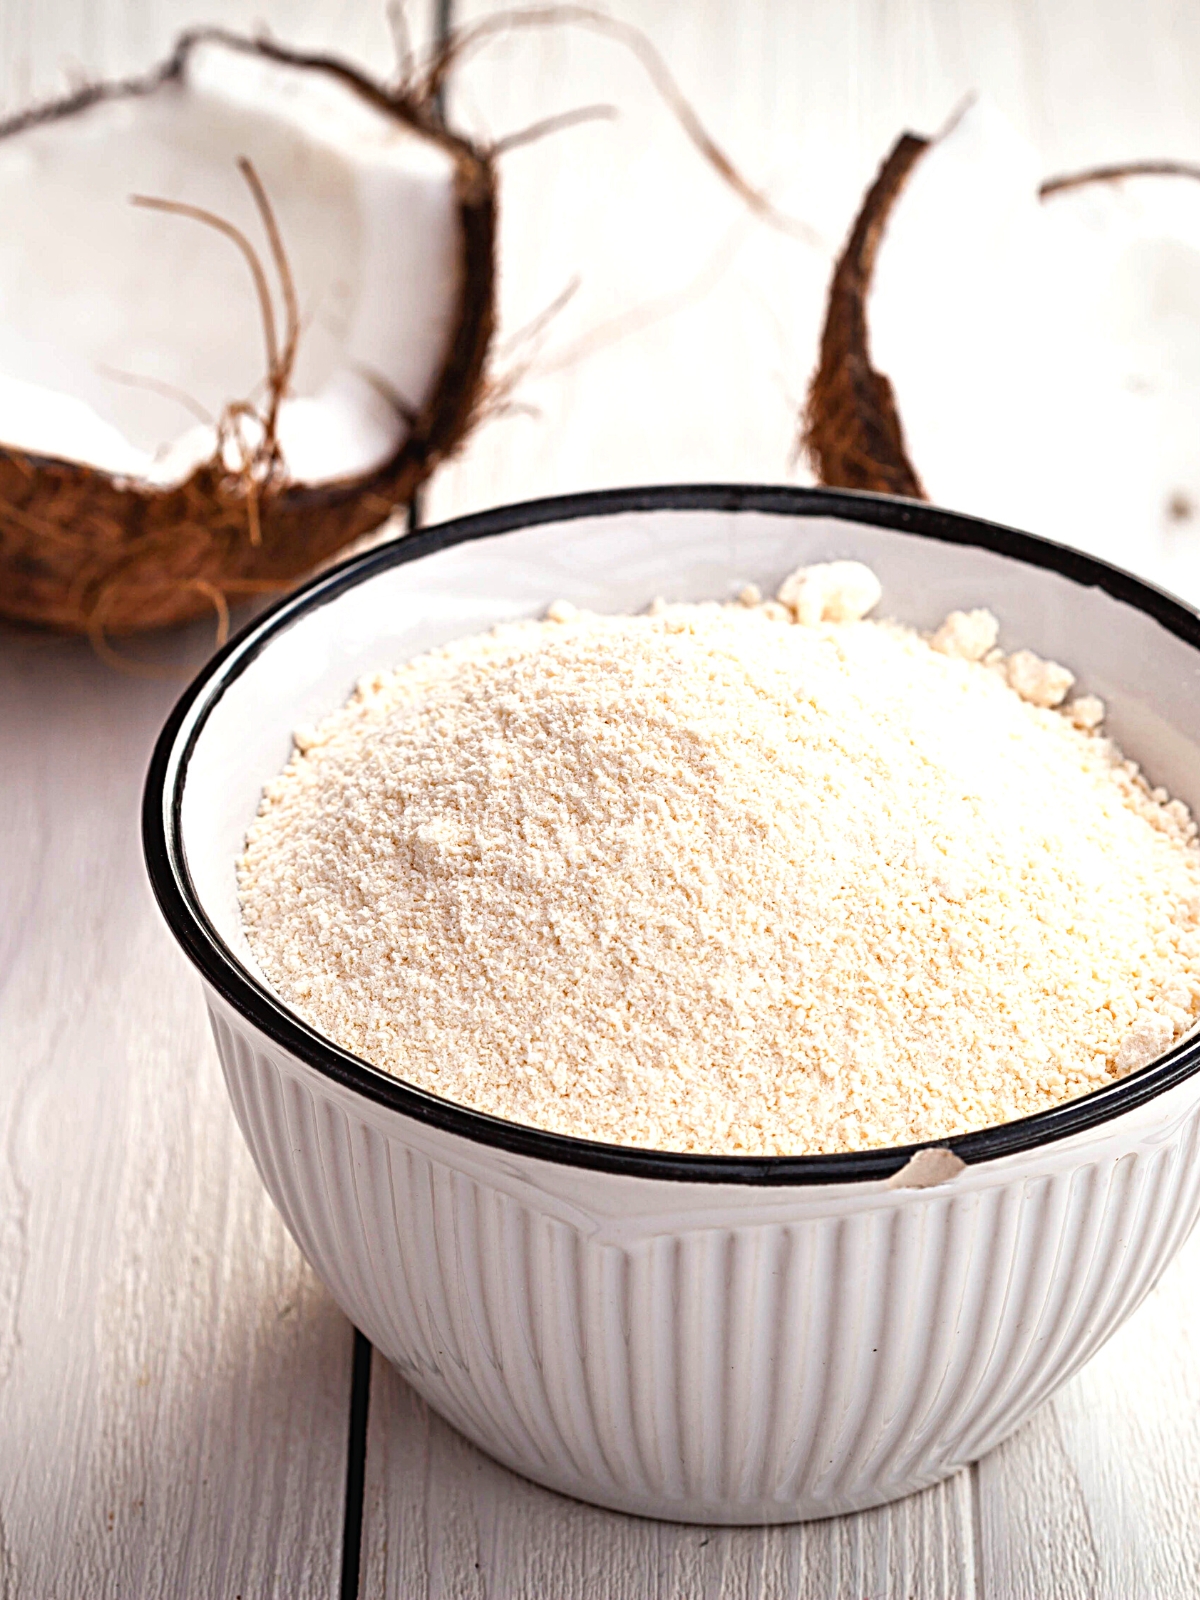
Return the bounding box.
[338,410,443,1590]
[339,1328,374,1600]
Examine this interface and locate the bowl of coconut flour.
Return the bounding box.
[145,486,1200,1523]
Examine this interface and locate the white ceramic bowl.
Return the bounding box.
[144,486,1200,1524]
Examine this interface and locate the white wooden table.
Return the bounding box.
[3,3,1200,1595]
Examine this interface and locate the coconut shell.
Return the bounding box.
[801,132,930,500]
[0,30,496,636]
[804,129,1200,508]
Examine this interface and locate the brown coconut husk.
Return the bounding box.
[2,11,815,641]
[804,130,1200,499]
[1038,159,1200,198]
[801,133,930,499]
[0,29,496,637]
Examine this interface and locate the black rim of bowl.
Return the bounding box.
[143,483,1200,1185]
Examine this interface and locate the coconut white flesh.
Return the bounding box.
[0,38,463,487]
[869,99,1200,602]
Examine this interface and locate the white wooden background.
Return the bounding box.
[3,2,1200,1596]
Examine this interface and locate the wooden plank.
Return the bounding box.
[11,0,1198,1594]
[369,2,1200,1596]
[902,8,1200,1597]
[0,3,433,1595]
[366,1,980,1594]
[422,0,833,516]
[0,625,351,1598]
[423,0,1200,525]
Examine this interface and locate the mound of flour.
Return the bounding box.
[237,566,1200,1155]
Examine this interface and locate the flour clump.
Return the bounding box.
[237,564,1200,1156]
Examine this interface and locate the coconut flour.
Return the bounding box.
[237,564,1200,1155]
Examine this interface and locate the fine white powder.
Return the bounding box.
[237,565,1200,1156]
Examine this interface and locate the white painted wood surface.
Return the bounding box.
[0,7,416,1598]
[4,2,1200,1597]
[377,2,1200,1595]
[0,620,353,1600]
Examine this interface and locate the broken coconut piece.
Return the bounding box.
[1005,648,1074,708]
[929,608,999,661]
[804,97,1200,602]
[776,560,883,625]
[1115,1009,1176,1074]
[0,30,496,633]
[801,131,930,498]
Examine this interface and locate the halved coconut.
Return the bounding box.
[805,100,1200,600]
[0,29,495,633]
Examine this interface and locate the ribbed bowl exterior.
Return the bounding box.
[208,986,1200,1524]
